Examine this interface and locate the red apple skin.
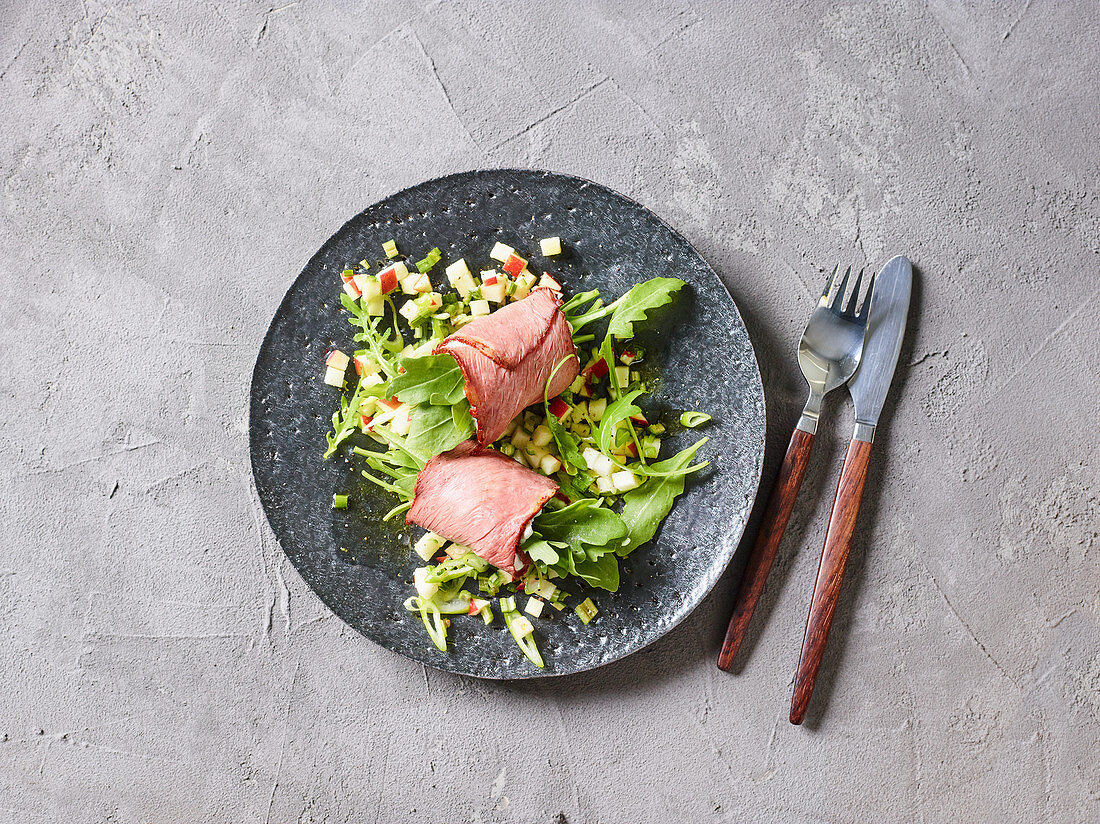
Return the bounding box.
[540,273,562,292]
[325,351,344,367]
[360,415,374,430]
[503,254,527,276]
[468,601,480,616]
[378,398,402,411]
[548,398,570,418]
[379,266,400,294]
[483,274,497,285]
[629,414,649,426]
[583,358,609,379]
[624,441,639,458]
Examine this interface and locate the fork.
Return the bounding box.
[717,266,875,671]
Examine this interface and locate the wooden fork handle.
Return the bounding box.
[717,427,815,671]
[789,437,873,724]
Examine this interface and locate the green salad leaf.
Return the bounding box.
[607,277,685,338]
[533,498,627,548]
[405,401,474,460]
[617,437,709,557]
[595,389,644,455]
[523,534,560,566]
[574,552,620,592]
[388,355,466,406]
[567,277,685,336]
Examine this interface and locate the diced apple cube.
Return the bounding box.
[398,299,420,322]
[503,253,528,276]
[326,350,350,371]
[511,272,537,301]
[582,447,615,476]
[539,454,562,475]
[359,276,381,300]
[323,366,345,387]
[614,366,631,386]
[413,567,438,599]
[480,276,508,304]
[524,597,545,618]
[414,532,446,561]
[531,579,557,599]
[538,273,562,293]
[511,428,530,449]
[401,271,431,295]
[445,259,478,296]
[596,475,616,495]
[540,236,562,256]
[377,265,398,294]
[588,398,607,421]
[524,444,549,466]
[365,295,385,316]
[469,299,491,316]
[354,355,379,376]
[530,425,553,447]
[511,615,534,637]
[490,242,514,263]
[612,470,640,492]
[444,543,471,560]
[342,278,361,299]
[548,397,571,421]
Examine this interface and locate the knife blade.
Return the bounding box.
[848,255,912,442]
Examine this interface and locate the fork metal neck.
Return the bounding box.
[795,390,824,435]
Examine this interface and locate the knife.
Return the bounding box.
[789,255,912,725]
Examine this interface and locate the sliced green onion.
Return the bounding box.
[404,596,446,651]
[333,494,349,509]
[575,597,598,624]
[382,500,411,521]
[383,239,399,259]
[679,411,712,428]
[502,607,544,668]
[481,605,494,625]
[499,595,517,612]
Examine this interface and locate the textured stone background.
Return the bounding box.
[1,1,1097,822]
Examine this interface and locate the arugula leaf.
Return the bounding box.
[534,498,627,548]
[323,376,385,458]
[568,277,685,335]
[573,552,620,592]
[341,293,402,377]
[617,437,709,557]
[553,470,590,503]
[405,401,474,460]
[607,277,685,338]
[595,389,644,455]
[388,355,466,406]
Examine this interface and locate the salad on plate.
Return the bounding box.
[322,235,710,668]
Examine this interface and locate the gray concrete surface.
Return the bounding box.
[1,1,1097,821]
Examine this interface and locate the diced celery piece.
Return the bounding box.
[575,598,598,624]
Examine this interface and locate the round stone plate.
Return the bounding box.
[249,169,765,679]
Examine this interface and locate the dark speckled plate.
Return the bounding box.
[249,169,765,678]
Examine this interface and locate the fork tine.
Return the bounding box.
[817,265,839,307]
[829,265,851,311]
[857,270,877,320]
[844,268,864,316]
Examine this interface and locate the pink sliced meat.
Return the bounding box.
[435,288,579,445]
[407,440,557,576]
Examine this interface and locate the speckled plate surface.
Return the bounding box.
[249,169,765,678]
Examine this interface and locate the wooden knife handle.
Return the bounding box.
[717,427,815,671]
[789,437,873,724]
